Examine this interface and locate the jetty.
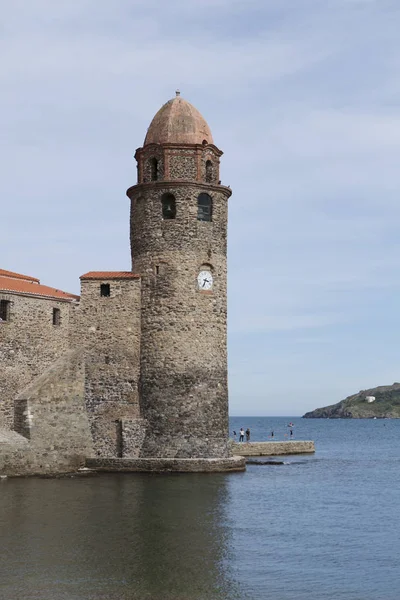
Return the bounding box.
[232,441,315,456]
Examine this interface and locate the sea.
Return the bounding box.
[0,416,399,600]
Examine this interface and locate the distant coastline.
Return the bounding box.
[303,383,400,418]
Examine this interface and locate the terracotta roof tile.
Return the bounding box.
[0,277,79,302]
[144,94,213,146]
[0,269,40,283]
[80,271,140,280]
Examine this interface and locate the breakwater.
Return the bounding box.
[232,441,315,456]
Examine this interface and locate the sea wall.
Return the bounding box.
[86,455,246,472]
[232,441,315,456]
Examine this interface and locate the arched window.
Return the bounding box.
[205,160,213,183]
[161,193,176,219]
[150,157,158,181]
[197,193,212,222]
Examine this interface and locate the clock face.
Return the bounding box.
[197,270,213,291]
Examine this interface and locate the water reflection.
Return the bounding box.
[0,474,241,600]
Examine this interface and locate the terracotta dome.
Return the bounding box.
[144,92,214,146]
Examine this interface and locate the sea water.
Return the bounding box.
[0,417,399,600]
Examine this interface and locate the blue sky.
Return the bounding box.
[2,0,400,415]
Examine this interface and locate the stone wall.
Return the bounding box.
[128,178,232,459]
[169,151,197,180]
[70,276,142,457]
[1,350,93,476]
[0,274,143,465]
[0,292,73,429]
[120,418,148,458]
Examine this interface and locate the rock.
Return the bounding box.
[246,459,285,465]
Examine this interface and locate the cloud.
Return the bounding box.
[2,0,400,414]
[230,313,347,334]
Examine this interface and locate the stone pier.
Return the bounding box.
[232,441,315,456]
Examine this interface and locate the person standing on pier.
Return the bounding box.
[245,428,250,442]
[239,428,245,442]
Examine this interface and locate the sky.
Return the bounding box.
[2,0,400,416]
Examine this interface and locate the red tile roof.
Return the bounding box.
[80,271,140,280]
[0,269,40,283]
[0,276,79,302]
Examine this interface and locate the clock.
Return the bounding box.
[197,270,213,291]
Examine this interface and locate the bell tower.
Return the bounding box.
[127,92,233,459]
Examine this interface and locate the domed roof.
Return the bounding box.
[144,92,214,146]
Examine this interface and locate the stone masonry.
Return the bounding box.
[70,274,143,457]
[128,182,231,458]
[0,289,72,429]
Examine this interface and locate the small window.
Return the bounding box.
[205,160,213,183]
[52,308,61,326]
[161,193,176,219]
[150,157,158,181]
[155,263,167,276]
[0,299,11,322]
[197,193,212,222]
[100,284,110,297]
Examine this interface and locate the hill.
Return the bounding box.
[302,383,400,418]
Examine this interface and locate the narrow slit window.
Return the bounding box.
[100,284,111,297]
[0,300,11,322]
[205,160,213,183]
[161,193,176,219]
[197,193,213,222]
[52,308,61,326]
[150,157,158,181]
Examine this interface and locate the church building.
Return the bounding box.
[0,94,245,474]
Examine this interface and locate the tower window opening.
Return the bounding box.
[197,193,213,222]
[52,308,61,326]
[0,299,11,322]
[150,157,158,181]
[205,160,213,183]
[100,284,111,297]
[161,193,176,219]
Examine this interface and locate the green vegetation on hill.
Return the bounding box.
[303,383,400,418]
